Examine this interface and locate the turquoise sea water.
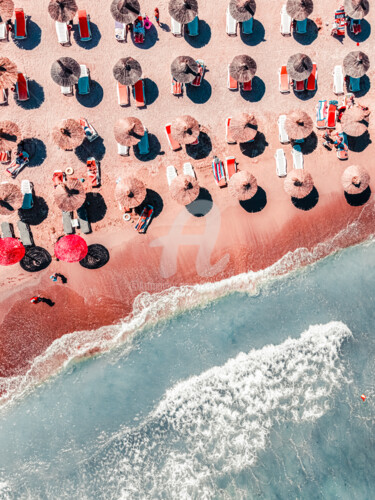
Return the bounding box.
[1,241,375,499]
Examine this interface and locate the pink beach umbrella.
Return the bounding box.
[55,234,88,263]
[0,237,25,265]
[341,165,370,194]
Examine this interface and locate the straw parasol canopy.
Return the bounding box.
[0,182,22,216]
[342,165,370,194]
[116,176,146,209]
[284,169,314,199]
[0,121,20,152]
[341,107,368,137]
[0,0,14,20]
[0,238,25,266]
[229,170,258,201]
[287,53,313,81]
[171,56,199,84]
[171,115,200,145]
[0,57,17,90]
[168,0,198,24]
[114,117,144,146]
[230,113,258,142]
[286,0,313,21]
[284,111,313,140]
[52,119,85,150]
[113,57,142,86]
[170,175,199,205]
[55,235,88,263]
[345,0,369,19]
[229,0,256,22]
[229,55,257,82]
[111,0,140,23]
[48,0,77,22]
[54,178,86,212]
[343,51,370,78]
[51,57,80,86]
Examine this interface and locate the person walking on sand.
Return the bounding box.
[154,8,160,25]
[30,296,41,304]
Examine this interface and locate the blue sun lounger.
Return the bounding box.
[242,17,253,34]
[187,16,199,36]
[138,128,149,155]
[296,19,307,34]
[349,77,361,92]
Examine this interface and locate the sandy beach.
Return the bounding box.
[1,0,375,381]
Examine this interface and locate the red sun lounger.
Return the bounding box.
[87,157,100,187]
[14,8,26,39]
[0,151,10,163]
[279,66,290,93]
[16,72,29,101]
[53,170,66,187]
[242,80,252,91]
[78,10,92,41]
[191,60,205,87]
[306,63,317,91]
[225,156,237,179]
[228,65,238,90]
[326,101,337,129]
[171,78,183,96]
[117,81,129,106]
[165,123,181,151]
[133,79,145,107]
[294,80,305,92]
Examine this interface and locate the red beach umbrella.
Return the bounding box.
[55,234,88,263]
[0,237,25,265]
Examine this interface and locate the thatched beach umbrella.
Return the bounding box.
[54,178,86,212]
[171,115,199,145]
[111,0,140,23]
[51,57,80,86]
[48,0,77,22]
[343,51,370,78]
[116,176,146,209]
[0,57,17,90]
[0,0,14,20]
[284,169,314,199]
[113,57,142,86]
[170,175,199,205]
[114,117,144,146]
[229,170,258,201]
[52,119,85,150]
[229,0,256,22]
[0,182,22,216]
[286,0,313,21]
[0,237,25,266]
[341,107,368,137]
[229,55,257,82]
[287,53,313,81]
[168,0,198,24]
[284,111,313,140]
[0,121,20,152]
[55,235,88,263]
[342,165,370,194]
[345,0,369,19]
[230,113,258,142]
[171,56,198,84]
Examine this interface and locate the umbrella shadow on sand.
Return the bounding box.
[344,186,371,206]
[73,22,101,49]
[21,138,47,167]
[144,77,159,105]
[291,186,319,211]
[132,24,158,49]
[75,137,106,163]
[239,20,266,46]
[186,79,212,104]
[85,192,107,222]
[186,132,212,159]
[13,19,41,50]
[20,246,51,272]
[293,85,317,101]
[18,196,49,225]
[184,20,211,48]
[298,132,318,155]
[134,133,161,161]
[351,75,371,97]
[240,76,265,102]
[76,80,104,107]
[240,132,268,158]
[136,189,164,218]
[186,187,213,217]
[14,80,45,110]
[292,19,318,45]
[347,131,371,152]
[239,186,267,213]
[79,244,110,269]
[347,20,371,43]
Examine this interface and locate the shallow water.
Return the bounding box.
[0,241,375,499]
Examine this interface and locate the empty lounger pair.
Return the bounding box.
[165,124,181,151]
[171,16,182,36]
[280,4,292,35]
[166,165,178,186]
[226,7,237,35]
[278,115,289,143]
[55,21,69,45]
[117,82,129,106]
[78,10,91,41]
[77,206,91,234]
[292,146,304,170]
[279,66,290,93]
[17,221,33,246]
[187,16,199,36]
[333,65,344,94]
[14,8,27,40]
[275,149,287,177]
[133,79,145,107]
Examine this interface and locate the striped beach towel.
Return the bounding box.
[212,157,227,187]
[316,100,327,129]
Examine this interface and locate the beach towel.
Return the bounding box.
[316,100,328,128]
[212,157,227,187]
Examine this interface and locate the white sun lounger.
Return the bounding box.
[1,222,13,238]
[274,149,287,177]
[55,21,69,45]
[171,17,182,36]
[333,65,344,95]
[226,7,237,35]
[278,115,289,144]
[61,85,73,95]
[280,4,292,35]
[167,165,178,186]
[117,143,129,156]
[183,162,196,178]
[292,145,304,169]
[0,22,8,41]
[17,220,33,246]
[77,206,91,234]
[62,211,73,234]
